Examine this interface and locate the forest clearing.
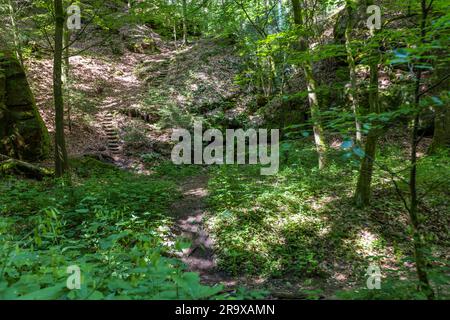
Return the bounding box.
[0,0,449,305]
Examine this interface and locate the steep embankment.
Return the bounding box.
[27,36,245,168]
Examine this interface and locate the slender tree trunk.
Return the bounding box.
[410,86,434,299]
[408,0,434,300]
[354,132,377,206]
[291,0,327,169]
[63,26,72,132]
[354,59,380,207]
[304,62,327,169]
[429,105,450,154]
[8,0,24,67]
[354,0,380,207]
[344,0,362,143]
[182,0,188,45]
[173,20,178,50]
[410,111,434,299]
[277,0,284,31]
[53,0,69,177]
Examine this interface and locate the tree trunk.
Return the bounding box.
[63,26,72,132]
[277,0,285,31]
[304,62,327,169]
[354,131,377,207]
[408,0,434,300]
[8,0,24,67]
[291,0,327,169]
[354,0,380,207]
[410,113,434,299]
[344,0,362,143]
[173,20,178,50]
[429,104,450,154]
[53,0,69,177]
[182,0,188,45]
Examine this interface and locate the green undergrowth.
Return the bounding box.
[0,158,251,300]
[151,160,204,180]
[206,140,450,298]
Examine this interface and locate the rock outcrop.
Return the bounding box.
[0,54,50,161]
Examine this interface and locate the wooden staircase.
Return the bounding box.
[101,112,121,154]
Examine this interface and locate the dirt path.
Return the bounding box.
[170,173,236,287]
[170,173,337,299]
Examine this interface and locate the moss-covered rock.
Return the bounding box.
[0,54,50,161]
[259,95,309,130]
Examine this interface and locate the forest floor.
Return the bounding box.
[19,36,450,300]
[170,173,233,285]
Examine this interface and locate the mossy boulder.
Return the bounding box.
[0,54,50,161]
[259,95,309,130]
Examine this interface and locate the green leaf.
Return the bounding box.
[18,283,66,300]
[353,147,365,158]
[431,96,444,106]
[341,140,353,150]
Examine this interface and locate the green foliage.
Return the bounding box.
[0,158,229,300]
[336,259,450,300]
[157,103,198,130]
[1,0,449,301]
[207,141,354,277]
[152,160,203,180]
[206,139,450,297]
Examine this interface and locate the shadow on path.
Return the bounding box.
[170,174,237,287]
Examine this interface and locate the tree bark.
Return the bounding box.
[344,0,362,143]
[7,0,24,67]
[408,0,434,300]
[354,0,380,207]
[291,0,327,169]
[63,25,72,132]
[410,111,434,299]
[182,0,188,45]
[429,103,450,154]
[53,0,69,177]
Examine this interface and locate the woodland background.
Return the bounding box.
[0,0,449,300]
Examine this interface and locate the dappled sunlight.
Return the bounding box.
[2,0,448,302]
[355,229,380,256]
